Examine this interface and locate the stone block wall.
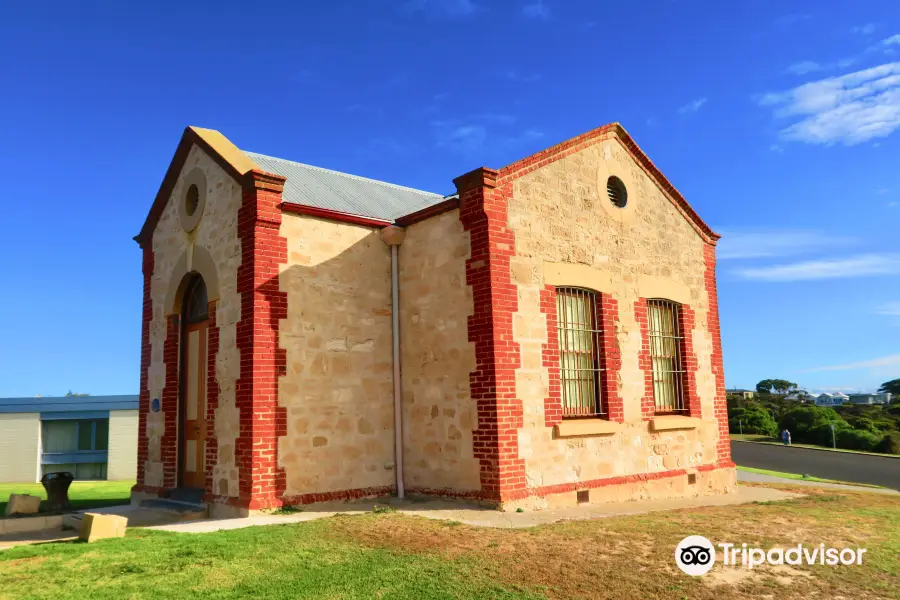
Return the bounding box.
[399,209,480,494]
[277,213,395,499]
[144,144,244,497]
[499,131,734,507]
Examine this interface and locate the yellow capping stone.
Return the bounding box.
[4,494,41,516]
[79,513,129,543]
[650,415,703,432]
[554,419,622,438]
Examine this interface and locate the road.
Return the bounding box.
[730,441,900,490]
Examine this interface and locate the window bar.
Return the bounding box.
[648,299,686,413]
[557,288,605,418]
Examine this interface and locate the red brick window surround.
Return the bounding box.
[647,298,691,415]
[543,287,623,426]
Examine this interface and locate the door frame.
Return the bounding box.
[177,275,211,491]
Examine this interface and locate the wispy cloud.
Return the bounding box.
[522,0,550,19]
[875,302,900,316]
[889,201,900,207]
[401,0,478,18]
[716,230,857,260]
[504,70,542,83]
[678,97,707,114]
[785,57,855,76]
[734,253,900,281]
[803,354,900,373]
[432,119,543,154]
[775,14,811,28]
[851,23,876,36]
[759,61,900,145]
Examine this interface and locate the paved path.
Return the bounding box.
[737,470,899,495]
[731,441,900,490]
[147,486,797,533]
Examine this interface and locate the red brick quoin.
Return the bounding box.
[454,167,526,504]
[233,170,289,511]
[704,244,734,468]
[134,247,153,494]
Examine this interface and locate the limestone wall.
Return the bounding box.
[148,144,243,494]
[278,214,395,496]
[399,209,480,492]
[506,133,729,503]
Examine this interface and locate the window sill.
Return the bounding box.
[555,419,621,438]
[650,415,702,432]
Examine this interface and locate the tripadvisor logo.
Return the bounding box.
[675,536,867,576]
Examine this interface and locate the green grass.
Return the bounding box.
[730,434,900,458]
[0,480,134,517]
[736,466,888,489]
[2,485,899,599]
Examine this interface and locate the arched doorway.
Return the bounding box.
[179,275,209,490]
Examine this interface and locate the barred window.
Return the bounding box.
[648,299,686,413]
[557,288,605,417]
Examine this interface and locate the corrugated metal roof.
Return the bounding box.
[0,395,139,414]
[245,151,449,222]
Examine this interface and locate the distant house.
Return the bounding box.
[814,393,847,407]
[847,393,893,405]
[0,395,138,483]
[726,388,756,399]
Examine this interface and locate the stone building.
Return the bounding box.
[132,124,736,516]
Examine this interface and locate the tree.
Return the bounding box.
[877,379,900,397]
[728,404,778,436]
[756,379,798,396]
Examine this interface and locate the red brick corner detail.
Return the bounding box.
[135,248,154,491]
[454,168,525,503]
[704,245,733,467]
[679,305,702,418]
[235,169,289,510]
[204,300,220,495]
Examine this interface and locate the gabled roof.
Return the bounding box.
[0,395,139,414]
[497,122,720,244]
[246,152,447,222]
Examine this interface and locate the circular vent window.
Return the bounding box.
[185,184,200,216]
[606,176,627,208]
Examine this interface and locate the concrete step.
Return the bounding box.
[139,499,209,520]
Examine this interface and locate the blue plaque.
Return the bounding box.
[151,398,161,413]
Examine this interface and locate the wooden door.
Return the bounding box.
[181,321,208,489]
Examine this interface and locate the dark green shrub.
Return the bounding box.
[728,405,778,436]
[874,432,900,454]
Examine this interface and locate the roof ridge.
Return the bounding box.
[244,151,443,198]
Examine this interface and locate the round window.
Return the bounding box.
[185,184,200,216]
[606,176,627,208]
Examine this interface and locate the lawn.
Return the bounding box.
[735,466,888,489]
[0,481,134,516]
[1,484,898,600]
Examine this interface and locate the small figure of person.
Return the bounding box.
[786,430,791,446]
[781,429,789,446]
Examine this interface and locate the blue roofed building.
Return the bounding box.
[0,395,138,483]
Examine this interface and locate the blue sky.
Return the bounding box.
[1,0,898,398]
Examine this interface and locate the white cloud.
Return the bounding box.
[775,14,810,28]
[401,0,478,17]
[678,97,708,114]
[522,0,549,19]
[851,23,876,36]
[875,302,900,316]
[888,201,900,207]
[759,62,900,145]
[733,253,900,281]
[432,120,543,154]
[786,61,823,75]
[716,230,856,260]
[769,143,784,153]
[803,354,900,373]
[504,70,542,83]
